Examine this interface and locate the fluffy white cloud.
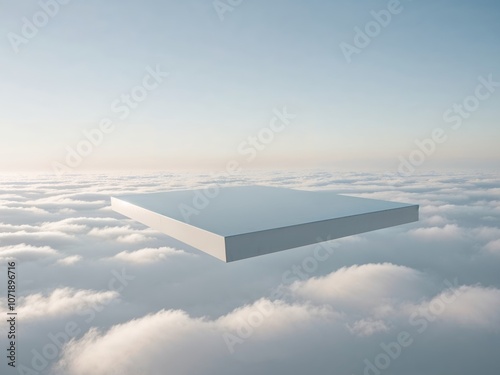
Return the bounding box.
[10,288,119,321]
[290,263,425,314]
[406,285,500,330]
[484,239,500,254]
[0,243,58,261]
[0,230,74,244]
[422,215,449,226]
[0,206,49,215]
[21,195,107,209]
[88,226,155,243]
[409,224,463,240]
[112,247,188,264]
[56,255,83,265]
[473,226,500,241]
[116,233,155,243]
[54,309,219,375]
[442,286,500,329]
[54,299,335,375]
[218,298,336,339]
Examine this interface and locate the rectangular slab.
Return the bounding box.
[111,186,418,262]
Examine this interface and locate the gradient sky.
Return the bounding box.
[1,0,499,173]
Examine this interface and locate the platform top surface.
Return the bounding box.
[113,185,417,237]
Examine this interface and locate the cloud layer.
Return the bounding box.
[0,171,499,375]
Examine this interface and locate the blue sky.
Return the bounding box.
[1,0,499,173]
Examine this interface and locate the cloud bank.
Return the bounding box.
[0,171,499,375]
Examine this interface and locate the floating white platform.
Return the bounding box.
[111,186,418,262]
